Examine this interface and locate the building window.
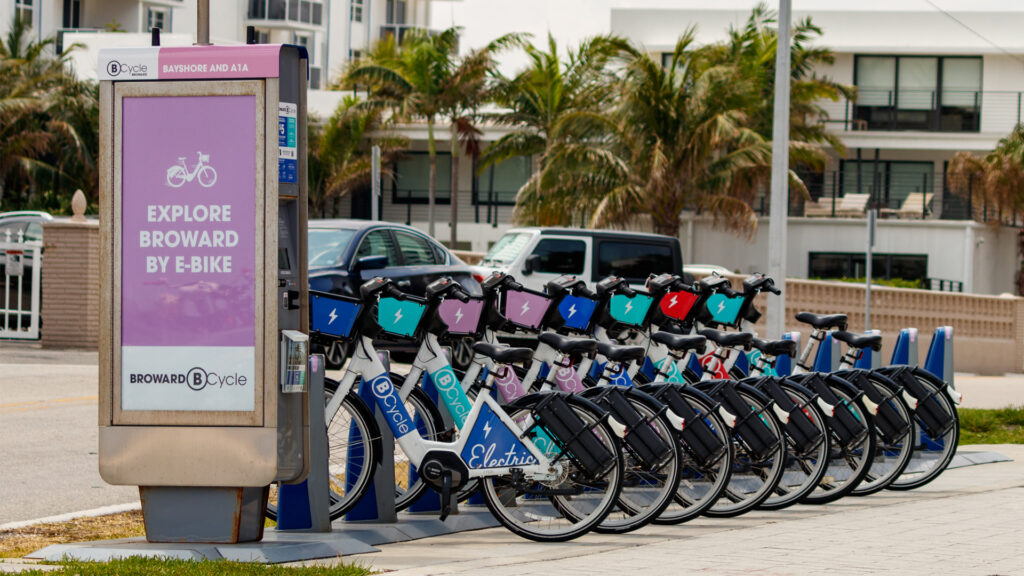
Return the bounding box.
[661,52,674,68]
[808,252,928,283]
[474,156,531,206]
[854,55,982,132]
[349,49,362,60]
[839,160,934,210]
[351,0,363,23]
[386,0,406,25]
[146,6,170,31]
[391,152,452,204]
[62,0,81,28]
[312,2,323,25]
[15,0,33,28]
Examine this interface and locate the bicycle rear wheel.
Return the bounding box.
[480,396,624,542]
[886,368,959,491]
[801,375,876,505]
[757,382,831,510]
[849,372,915,496]
[704,385,786,518]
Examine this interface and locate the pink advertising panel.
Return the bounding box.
[119,95,258,412]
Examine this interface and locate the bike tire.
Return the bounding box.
[266,385,380,521]
[847,371,915,496]
[884,367,960,491]
[757,380,832,511]
[480,394,624,542]
[648,385,734,525]
[800,374,877,505]
[579,389,682,534]
[701,383,787,518]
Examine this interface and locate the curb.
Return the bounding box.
[0,503,141,532]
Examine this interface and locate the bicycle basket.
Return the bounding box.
[654,289,700,324]
[608,291,655,328]
[376,295,428,339]
[199,152,210,163]
[704,293,747,328]
[310,291,361,339]
[437,297,485,336]
[501,287,552,331]
[555,293,598,332]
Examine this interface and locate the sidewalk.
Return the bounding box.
[302,444,1024,576]
[954,372,1024,409]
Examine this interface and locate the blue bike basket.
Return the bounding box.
[377,296,427,338]
[557,294,598,332]
[310,291,361,339]
[609,292,654,328]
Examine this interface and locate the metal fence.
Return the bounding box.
[818,90,1024,135]
[0,235,42,340]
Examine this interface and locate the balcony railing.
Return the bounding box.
[818,89,1024,134]
[248,0,323,26]
[379,25,458,51]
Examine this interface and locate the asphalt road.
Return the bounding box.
[0,355,137,525]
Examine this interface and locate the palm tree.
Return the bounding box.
[533,32,787,238]
[0,14,97,210]
[342,29,459,237]
[480,34,627,226]
[948,125,1024,293]
[440,35,521,247]
[307,96,408,218]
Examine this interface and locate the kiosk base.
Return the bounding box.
[140,486,268,543]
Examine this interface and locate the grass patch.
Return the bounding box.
[15,557,370,575]
[0,511,145,559]
[959,407,1024,444]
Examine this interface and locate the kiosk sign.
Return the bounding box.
[120,95,257,412]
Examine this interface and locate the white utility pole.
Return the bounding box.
[371,145,381,221]
[766,0,792,338]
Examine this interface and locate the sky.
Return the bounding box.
[428,0,1024,73]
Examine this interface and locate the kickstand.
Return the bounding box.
[438,471,453,521]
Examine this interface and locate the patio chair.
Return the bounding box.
[835,193,871,217]
[803,197,837,217]
[895,192,934,219]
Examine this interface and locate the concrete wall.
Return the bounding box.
[705,274,1024,376]
[39,221,99,349]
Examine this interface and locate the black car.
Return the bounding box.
[308,219,481,367]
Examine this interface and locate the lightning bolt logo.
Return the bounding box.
[717,300,726,314]
[568,303,577,318]
[455,307,464,324]
[393,308,403,325]
[624,300,633,314]
[520,300,530,316]
[482,420,492,438]
[328,307,338,325]
[669,294,678,308]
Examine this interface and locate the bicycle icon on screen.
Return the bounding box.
[166,152,218,188]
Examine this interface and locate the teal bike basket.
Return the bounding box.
[377,297,427,338]
[609,292,654,328]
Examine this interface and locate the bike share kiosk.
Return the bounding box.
[97,43,311,543]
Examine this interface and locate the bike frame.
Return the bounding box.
[329,335,557,480]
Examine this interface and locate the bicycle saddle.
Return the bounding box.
[831,330,883,352]
[651,331,707,354]
[472,342,534,364]
[596,342,646,363]
[539,332,598,356]
[698,328,753,350]
[750,337,797,358]
[794,312,848,331]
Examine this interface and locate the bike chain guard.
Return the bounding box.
[527,392,617,480]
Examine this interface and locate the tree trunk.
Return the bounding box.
[450,123,459,249]
[427,118,436,237]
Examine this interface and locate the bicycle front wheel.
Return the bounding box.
[480,396,624,542]
[758,382,831,510]
[849,372,915,496]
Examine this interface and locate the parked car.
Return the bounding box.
[308,219,482,368]
[0,211,51,244]
[474,227,684,292]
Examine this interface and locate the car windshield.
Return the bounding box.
[482,232,532,265]
[308,228,356,268]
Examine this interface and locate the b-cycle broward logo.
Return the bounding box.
[128,367,248,391]
[106,60,150,78]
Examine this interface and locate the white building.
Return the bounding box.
[0,0,444,89]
